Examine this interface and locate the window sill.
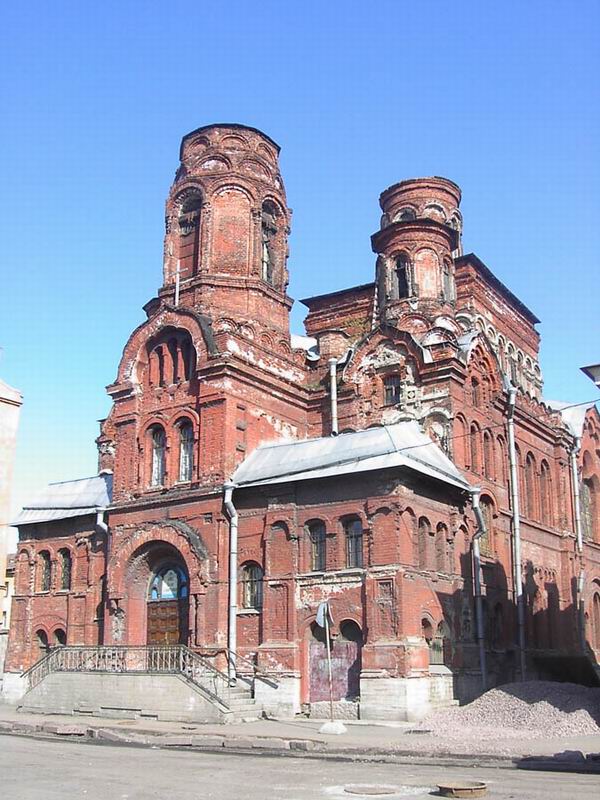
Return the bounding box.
[238,608,261,616]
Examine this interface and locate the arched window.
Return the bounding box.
[483,431,494,479]
[436,523,448,572]
[59,549,71,591]
[54,628,66,646]
[581,478,598,541]
[308,521,327,572]
[430,621,451,666]
[149,564,188,600]
[418,516,432,568]
[395,207,416,222]
[525,453,537,519]
[36,629,49,656]
[38,551,51,592]
[540,461,552,523]
[496,435,508,489]
[150,426,166,487]
[261,201,278,285]
[442,261,454,301]
[168,337,179,384]
[241,562,264,610]
[592,592,600,651]
[470,423,481,473]
[471,377,481,408]
[344,518,363,568]
[479,495,494,556]
[180,337,196,381]
[178,421,194,482]
[383,374,401,406]
[392,254,410,300]
[178,193,203,275]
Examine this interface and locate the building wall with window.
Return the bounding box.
[5,124,600,719]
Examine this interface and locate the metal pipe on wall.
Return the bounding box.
[329,358,338,436]
[223,482,238,682]
[570,437,586,650]
[506,386,526,680]
[471,487,488,691]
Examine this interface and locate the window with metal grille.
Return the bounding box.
[178,421,194,482]
[150,426,166,487]
[383,374,401,406]
[59,549,71,591]
[241,562,263,610]
[308,521,327,572]
[345,518,363,568]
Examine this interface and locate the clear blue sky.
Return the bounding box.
[1,1,599,525]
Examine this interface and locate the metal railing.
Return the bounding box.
[200,647,280,689]
[22,645,234,709]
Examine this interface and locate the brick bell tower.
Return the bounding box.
[371,177,462,326]
[159,123,292,337]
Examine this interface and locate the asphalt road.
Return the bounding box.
[0,734,597,799]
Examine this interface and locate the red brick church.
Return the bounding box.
[3,124,600,720]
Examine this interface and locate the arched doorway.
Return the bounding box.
[146,563,189,645]
[308,619,363,704]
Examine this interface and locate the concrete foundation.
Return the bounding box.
[253,675,300,718]
[1,671,27,704]
[17,672,229,723]
[359,669,456,721]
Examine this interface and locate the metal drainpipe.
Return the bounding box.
[570,437,586,650]
[223,482,238,682]
[471,487,488,691]
[95,509,109,644]
[507,387,526,680]
[329,358,338,436]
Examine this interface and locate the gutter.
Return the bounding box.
[470,487,488,691]
[506,387,526,680]
[329,358,338,436]
[223,482,238,682]
[570,437,586,650]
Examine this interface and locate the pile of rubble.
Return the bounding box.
[422,681,600,740]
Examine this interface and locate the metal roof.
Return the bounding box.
[232,421,471,491]
[12,473,113,527]
[547,400,596,438]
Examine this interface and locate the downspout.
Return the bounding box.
[223,482,238,682]
[471,487,488,691]
[507,387,526,680]
[329,358,338,436]
[95,509,109,644]
[570,437,586,650]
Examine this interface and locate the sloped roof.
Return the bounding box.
[12,473,113,527]
[547,400,597,438]
[232,421,470,491]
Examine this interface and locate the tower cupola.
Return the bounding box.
[160,124,292,334]
[371,177,462,324]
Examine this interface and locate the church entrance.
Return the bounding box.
[146,564,189,645]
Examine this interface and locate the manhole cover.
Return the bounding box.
[437,781,487,798]
[342,787,433,797]
[344,787,398,796]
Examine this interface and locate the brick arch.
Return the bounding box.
[108,522,208,598]
[113,307,215,388]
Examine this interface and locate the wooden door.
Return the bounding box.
[147,600,188,645]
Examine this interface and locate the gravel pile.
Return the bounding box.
[422,681,600,740]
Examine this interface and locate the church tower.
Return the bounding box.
[159,124,292,337]
[371,177,462,326]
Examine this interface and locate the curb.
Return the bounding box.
[1,720,599,773]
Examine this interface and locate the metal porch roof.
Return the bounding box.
[232,421,470,492]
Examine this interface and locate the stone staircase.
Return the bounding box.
[20,645,272,723]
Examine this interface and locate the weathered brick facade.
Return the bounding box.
[5,124,600,718]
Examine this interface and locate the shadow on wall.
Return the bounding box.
[433,549,599,706]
